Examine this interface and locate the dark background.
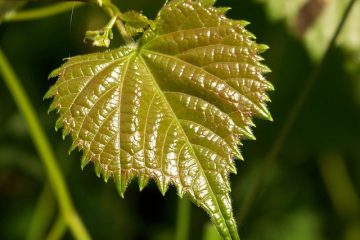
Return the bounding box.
[1,0,359,239]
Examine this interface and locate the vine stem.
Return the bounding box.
[175,198,191,240]
[0,48,91,240]
[26,185,56,240]
[2,2,83,22]
[3,0,133,44]
[46,214,67,240]
[237,0,358,225]
[319,153,360,217]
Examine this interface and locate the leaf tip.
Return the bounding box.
[68,141,78,155]
[47,101,58,114]
[266,82,275,91]
[138,175,150,191]
[200,0,216,7]
[81,157,90,170]
[259,105,273,122]
[235,152,244,162]
[115,175,128,198]
[119,192,125,199]
[244,127,256,140]
[103,171,111,183]
[217,7,232,14]
[94,164,102,178]
[157,178,168,196]
[260,64,272,74]
[54,118,63,132]
[43,89,53,101]
[62,127,70,140]
[239,20,250,27]
[228,158,238,173]
[177,186,184,198]
[246,31,256,39]
[257,44,270,53]
[48,68,60,79]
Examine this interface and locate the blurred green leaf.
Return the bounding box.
[0,0,26,23]
[258,0,360,61]
[249,209,323,240]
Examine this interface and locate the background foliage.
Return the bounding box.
[1,0,360,239]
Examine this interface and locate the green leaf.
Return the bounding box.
[45,0,273,239]
[120,10,152,37]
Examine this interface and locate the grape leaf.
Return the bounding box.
[45,0,273,239]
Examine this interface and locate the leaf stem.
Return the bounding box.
[0,48,91,240]
[318,153,360,217]
[2,2,84,22]
[175,198,191,240]
[237,0,358,225]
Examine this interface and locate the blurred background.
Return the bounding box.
[0,0,360,239]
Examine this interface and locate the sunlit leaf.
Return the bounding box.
[258,0,360,60]
[45,0,273,239]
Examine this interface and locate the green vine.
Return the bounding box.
[0,48,91,240]
[26,185,55,240]
[2,2,83,22]
[175,198,191,240]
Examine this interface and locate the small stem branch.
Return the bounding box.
[100,0,134,44]
[237,0,358,225]
[3,2,83,22]
[0,48,91,240]
[175,198,191,240]
[46,214,67,240]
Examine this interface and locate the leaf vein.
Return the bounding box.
[138,54,230,236]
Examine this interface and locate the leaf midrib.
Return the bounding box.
[137,51,235,238]
[117,53,135,182]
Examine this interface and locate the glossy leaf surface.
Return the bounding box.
[45,0,273,239]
